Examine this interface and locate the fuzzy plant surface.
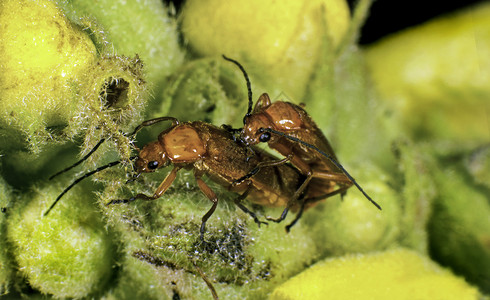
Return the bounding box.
[270,248,481,299]
[0,0,151,159]
[0,177,13,295]
[0,0,489,299]
[6,182,117,298]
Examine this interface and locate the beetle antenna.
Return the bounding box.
[44,156,138,216]
[49,138,106,180]
[259,128,382,210]
[222,55,253,119]
[127,116,180,137]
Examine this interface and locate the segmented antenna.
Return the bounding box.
[222,55,253,118]
[49,138,106,180]
[259,128,382,210]
[46,116,181,216]
[44,157,137,216]
[128,116,180,137]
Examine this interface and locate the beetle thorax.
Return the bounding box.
[265,102,303,131]
[162,124,206,162]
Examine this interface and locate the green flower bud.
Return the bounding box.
[97,170,319,299]
[428,162,490,293]
[305,48,398,169]
[57,0,184,104]
[465,144,490,189]
[154,57,249,127]
[0,0,148,154]
[0,177,13,295]
[395,141,437,252]
[306,164,400,255]
[6,182,116,298]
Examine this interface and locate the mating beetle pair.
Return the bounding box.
[46,57,381,241]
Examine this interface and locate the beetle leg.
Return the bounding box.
[289,169,352,208]
[265,174,312,224]
[152,166,181,198]
[266,207,290,224]
[270,133,381,210]
[232,155,292,186]
[264,143,356,227]
[284,185,351,232]
[274,171,359,231]
[194,172,219,242]
[106,166,181,205]
[312,171,353,183]
[285,195,307,233]
[273,172,352,230]
[264,157,312,224]
[267,177,346,231]
[234,183,268,227]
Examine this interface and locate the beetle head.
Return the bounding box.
[240,112,273,146]
[134,141,169,173]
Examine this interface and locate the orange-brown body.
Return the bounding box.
[221,55,378,229]
[121,117,308,239]
[135,120,303,208]
[240,93,353,206]
[47,117,305,239]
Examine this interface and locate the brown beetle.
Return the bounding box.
[46,117,305,240]
[223,56,381,226]
[107,117,306,239]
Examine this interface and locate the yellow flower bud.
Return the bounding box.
[181,0,350,100]
[0,0,97,147]
[365,3,490,143]
[271,248,481,299]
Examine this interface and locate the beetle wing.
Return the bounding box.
[194,121,302,208]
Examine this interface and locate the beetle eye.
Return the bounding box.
[147,161,159,170]
[259,132,271,142]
